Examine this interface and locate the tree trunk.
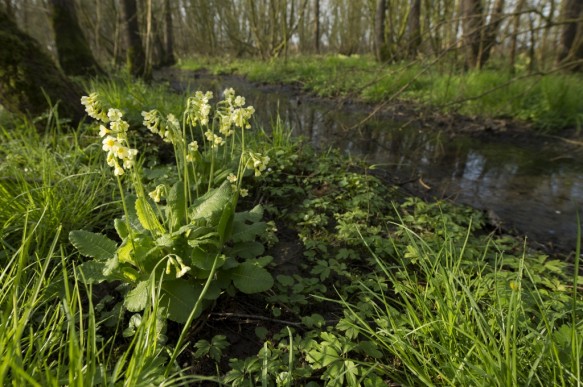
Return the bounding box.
[460,0,484,69]
[121,0,148,78]
[374,0,390,62]
[162,0,176,65]
[557,0,583,71]
[406,0,421,58]
[144,0,152,74]
[49,0,104,76]
[0,9,85,125]
[247,0,268,59]
[3,0,14,18]
[478,0,505,68]
[509,0,526,72]
[313,0,320,53]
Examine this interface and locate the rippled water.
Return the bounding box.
[156,69,583,251]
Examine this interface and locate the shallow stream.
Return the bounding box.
[156,69,583,251]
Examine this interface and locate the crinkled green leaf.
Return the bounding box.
[124,280,149,312]
[76,261,108,284]
[226,241,265,259]
[190,247,225,271]
[233,205,263,223]
[187,231,221,248]
[166,181,186,230]
[125,195,145,232]
[203,279,226,300]
[117,240,134,264]
[230,262,273,294]
[230,221,267,243]
[190,181,232,223]
[69,230,117,260]
[114,218,129,239]
[136,196,164,233]
[255,255,273,267]
[156,233,175,248]
[103,256,119,276]
[217,202,234,243]
[161,279,203,323]
[132,235,160,270]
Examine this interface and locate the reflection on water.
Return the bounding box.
[158,69,583,250]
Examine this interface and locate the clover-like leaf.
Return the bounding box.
[306,345,341,368]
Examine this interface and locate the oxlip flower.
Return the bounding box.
[102,135,118,152]
[107,108,123,122]
[99,125,110,137]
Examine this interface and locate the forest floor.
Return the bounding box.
[3,69,582,385]
[156,68,583,382]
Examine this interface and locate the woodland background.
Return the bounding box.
[3,0,583,75]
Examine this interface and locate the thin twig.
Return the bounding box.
[210,312,340,329]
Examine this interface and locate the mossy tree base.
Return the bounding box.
[0,10,85,125]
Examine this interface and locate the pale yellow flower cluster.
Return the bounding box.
[246,151,270,177]
[165,254,191,278]
[141,110,181,144]
[185,141,199,162]
[226,173,249,197]
[81,94,138,176]
[205,130,225,148]
[220,88,255,134]
[141,110,160,132]
[81,93,108,122]
[186,91,213,127]
[148,184,167,203]
[101,110,138,176]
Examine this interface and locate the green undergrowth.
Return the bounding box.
[0,114,117,252]
[242,137,583,385]
[180,55,583,133]
[0,78,581,385]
